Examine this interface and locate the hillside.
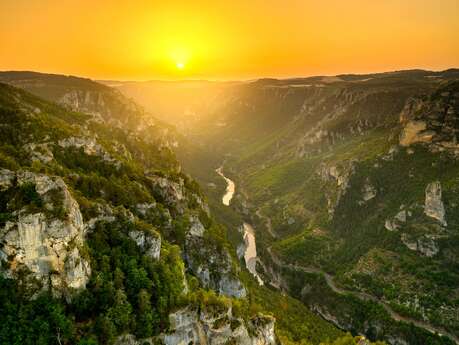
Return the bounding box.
[0,75,369,345]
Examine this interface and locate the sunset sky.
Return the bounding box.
[1,0,458,80]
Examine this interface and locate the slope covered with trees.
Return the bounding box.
[0,77,363,345]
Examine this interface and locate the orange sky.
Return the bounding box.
[1,0,458,80]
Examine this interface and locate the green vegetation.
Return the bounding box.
[283,268,456,345]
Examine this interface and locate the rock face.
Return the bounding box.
[115,307,277,345]
[128,229,161,260]
[24,143,54,164]
[185,236,246,298]
[399,120,434,146]
[317,162,355,217]
[401,234,439,257]
[188,215,205,237]
[150,176,185,211]
[58,136,121,167]
[58,88,142,128]
[361,178,377,203]
[399,84,459,154]
[384,209,408,231]
[0,170,90,295]
[424,181,447,226]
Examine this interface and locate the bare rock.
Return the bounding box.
[361,178,377,202]
[384,210,407,231]
[162,307,276,345]
[401,234,439,257]
[399,120,434,146]
[424,181,447,226]
[0,168,15,191]
[188,215,205,237]
[185,236,246,298]
[128,229,161,260]
[0,170,91,295]
[24,143,54,164]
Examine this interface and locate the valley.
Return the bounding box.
[111,69,459,345]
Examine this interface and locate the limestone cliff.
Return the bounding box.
[0,169,90,295]
[115,306,277,345]
[399,81,459,154]
[424,181,447,226]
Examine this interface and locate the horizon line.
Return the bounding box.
[1,66,458,84]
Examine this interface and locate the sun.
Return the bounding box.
[176,62,185,70]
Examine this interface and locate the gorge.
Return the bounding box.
[0,69,458,345]
[113,69,459,345]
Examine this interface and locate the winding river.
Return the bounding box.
[216,167,263,285]
[216,167,235,206]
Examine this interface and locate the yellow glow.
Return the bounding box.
[0,1,457,80]
[176,62,185,70]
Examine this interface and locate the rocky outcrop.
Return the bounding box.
[58,89,121,125]
[115,307,277,345]
[135,202,156,216]
[384,209,408,231]
[146,174,244,297]
[188,215,205,237]
[85,203,117,230]
[317,162,355,217]
[311,305,353,333]
[361,178,377,203]
[58,136,103,155]
[58,136,121,167]
[149,176,185,211]
[23,142,54,164]
[401,234,439,257]
[399,120,434,146]
[185,236,246,298]
[399,83,459,154]
[128,229,161,260]
[0,170,90,295]
[424,181,447,226]
[0,168,15,190]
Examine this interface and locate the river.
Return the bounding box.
[216,167,263,285]
[216,167,235,206]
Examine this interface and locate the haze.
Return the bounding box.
[1,0,458,80]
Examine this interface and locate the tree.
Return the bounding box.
[96,315,116,345]
[135,289,155,338]
[107,289,132,332]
